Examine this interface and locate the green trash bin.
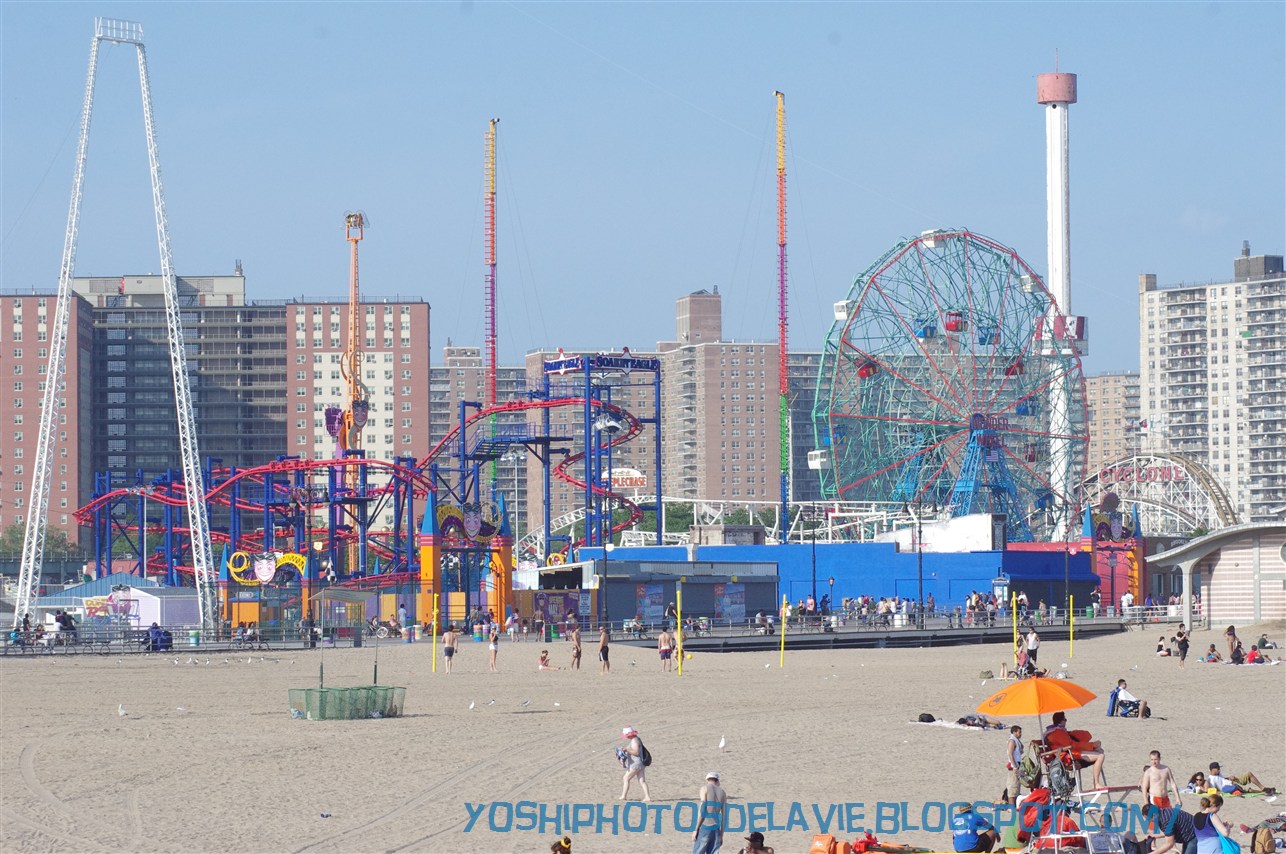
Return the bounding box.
[1085,606,1093,619]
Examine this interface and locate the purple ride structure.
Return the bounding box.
[811,229,1089,544]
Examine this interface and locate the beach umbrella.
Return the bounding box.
[976,676,1096,721]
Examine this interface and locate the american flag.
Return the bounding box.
[984,447,1000,463]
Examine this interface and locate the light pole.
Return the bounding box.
[810,524,817,607]
[827,576,835,614]
[601,543,614,631]
[1063,543,1076,623]
[904,498,926,629]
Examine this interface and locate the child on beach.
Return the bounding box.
[538,649,560,670]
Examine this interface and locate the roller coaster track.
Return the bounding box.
[75,395,646,573]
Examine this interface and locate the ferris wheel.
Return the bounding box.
[811,229,1088,542]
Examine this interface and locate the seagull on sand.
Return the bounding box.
[519,699,532,708]
[486,699,496,706]
[118,704,127,717]
[469,701,475,710]
[719,735,726,751]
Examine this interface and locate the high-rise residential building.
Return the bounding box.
[1139,245,1285,523]
[428,343,530,537]
[1084,372,1142,476]
[0,292,95,546]
[75,273,286,477]
[658,290,781,503]
[0,271,432,543]
[285,299,431,466]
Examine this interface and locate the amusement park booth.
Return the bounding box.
[130,586,200,629]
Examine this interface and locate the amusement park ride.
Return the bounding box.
[17,30,1184,631]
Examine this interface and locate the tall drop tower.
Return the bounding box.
[1036,70,1089,539]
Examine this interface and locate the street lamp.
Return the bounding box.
[827,576,835,613]
[1063,543,1077,623]
[902,498,930,630]
[601,543,615,632]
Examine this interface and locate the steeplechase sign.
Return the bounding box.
[544,353,661,375]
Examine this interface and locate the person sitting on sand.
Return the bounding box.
[1183,771,1209,794]
[1045,711,1106,790]
[538,649,560,671]
[1231,642,1246,665]
[1208,762,1274,795]
[550,835,572,854]
[738,831,774,854]
[952,804,1000,853]
[1246,645,1273,664]
[1256,633,1277,650]
[1202,644,1222,663]
[1156,635,1172,657]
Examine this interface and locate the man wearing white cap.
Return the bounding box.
[693,770,727,854]
[618,726,651,802]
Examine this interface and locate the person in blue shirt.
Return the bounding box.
[952,805,999,853]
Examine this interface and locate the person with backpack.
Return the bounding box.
[618,725,652,801]
[1004,725,1024,804]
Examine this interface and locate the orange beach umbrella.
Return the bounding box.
[976,677,1096,718]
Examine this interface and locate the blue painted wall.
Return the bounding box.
[583,542,1097,608]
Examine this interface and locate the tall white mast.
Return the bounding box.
[14,18,217,632]
[1036,70,1087,539]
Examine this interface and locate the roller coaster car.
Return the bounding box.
[856,361,880,379]
[944,310,967,333]
[1005,359,1025,377]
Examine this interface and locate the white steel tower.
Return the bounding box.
[1036,70,1089,540]
[13,18,218,631]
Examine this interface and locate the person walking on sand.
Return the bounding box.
[488,625,500,672]
[658,628,674,672]
[1025,625,1041,667]
[570,624,582,671]
[1175,624,1190,668]
[442,624,460,673]
[692,771,727,854]
[598,625,610,673]
[1141,750,1182,808]
[618,725,651,801]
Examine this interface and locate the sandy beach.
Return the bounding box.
[2,623,1283,854]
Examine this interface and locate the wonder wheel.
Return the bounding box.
[812,229,1088,542]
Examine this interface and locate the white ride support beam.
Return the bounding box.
[14,18,218,633]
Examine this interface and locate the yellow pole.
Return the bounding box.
[1011,592,1018,664]
[779,594,787,668]
[431,593,440,673]
[1069,595,1074,659]
[676,583,684,676]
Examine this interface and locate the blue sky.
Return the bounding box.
[2,2,1282,375]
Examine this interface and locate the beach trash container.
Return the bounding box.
[189,630,200,647]
[1085,606,1093,619]
[288,688,308,719]
[349,687,371,720]
[387,687,406,717]
[893,613,907,628]
[472,624,483,642]
[353,629,363,648]
[369,686,392,718]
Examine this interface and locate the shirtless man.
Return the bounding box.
[658,629,674,672]
[570,624,582,671]
[598,625,610,673]
[692,771,727,854]
[442,624,460,673]
[1140,750,1181,809]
